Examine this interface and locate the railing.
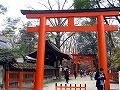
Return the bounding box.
[55,83,86,90]
[6,71,56,90]
[6,71,34,90]
[109,72,119,84]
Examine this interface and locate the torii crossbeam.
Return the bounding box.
[21,7,120,90]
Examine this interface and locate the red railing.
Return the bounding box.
[6,71,34,90]
[55,83,86,90]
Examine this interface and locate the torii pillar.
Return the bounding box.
[97,15,110,88]
[21,8,120,90]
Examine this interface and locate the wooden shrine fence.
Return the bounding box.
[55,83,86,90]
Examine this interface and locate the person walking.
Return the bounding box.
[73,70,77,79]
[64,69,69,83]
[89,71,93,80]
[79,70,83,78]
[95,68,106,90]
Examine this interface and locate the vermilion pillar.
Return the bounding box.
[34,17,46,90]
[97,15,110,90]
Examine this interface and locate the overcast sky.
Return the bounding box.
[0,0,73,17]
[0,0,74,31]
[1,0,26,17]
[0,0,73,26]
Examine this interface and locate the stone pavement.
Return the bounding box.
[43,76,119,90]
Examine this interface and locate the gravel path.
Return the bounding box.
[43,76,119,90]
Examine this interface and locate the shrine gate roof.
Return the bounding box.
[21,7,120,15]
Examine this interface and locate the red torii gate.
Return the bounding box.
[72,54,96,75]
[21,8,120,90]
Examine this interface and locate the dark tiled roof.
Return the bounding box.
[46,40,71,60]
[11,63,55,70]
[24,40,71,63]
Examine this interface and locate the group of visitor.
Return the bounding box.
[63,68,106,90]
[79,69,88,78]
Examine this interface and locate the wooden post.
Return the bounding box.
[70,84,71,90]
[19,72,23,90]
[65,84,67,90]
[55,83,57,90]
[97,15,110,90]
[75,84,76,90]
[34,17,46,90]
[5,71,9,90]
[80,84,81,90]
[60,84,62,90]
[85,84,86,90]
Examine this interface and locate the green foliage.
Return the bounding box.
[0,49,15,63]
[18,22,37,53]
[74,0,97,9]
[81,17,96,26]
[0,44,27,59]
[109,47,120,71]
[0,49,10,53]
[73,0,98,54]
[11,44,28,58]
[0,17,23,48]
[1,18,37,55]
[77,32,97,54]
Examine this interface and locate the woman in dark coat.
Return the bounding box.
[73,70,77,79]
[95,68,106,90]
[64,69,69,83]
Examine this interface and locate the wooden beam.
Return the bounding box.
[27,24,118,32]
[26,11,119,18]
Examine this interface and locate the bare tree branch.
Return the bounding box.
[37,1,50,10]
[25,4,36,10]
[68,2,74,10]
[60,18,67,26]
[48,18,55,26]
[48,0,53,10]
[60,32,76,47]
[106,0,115,7]
[62,0,67,9]
[57,0,61,10]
